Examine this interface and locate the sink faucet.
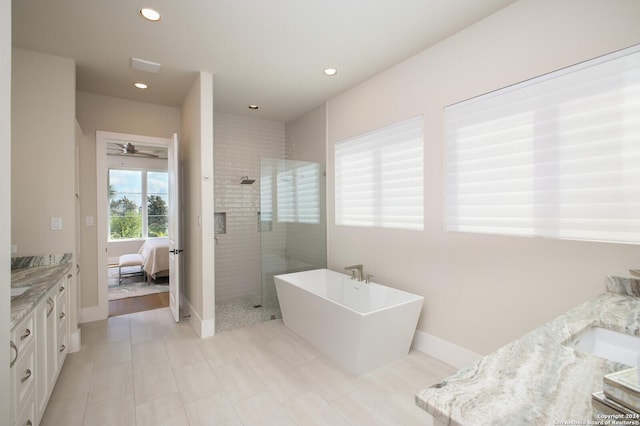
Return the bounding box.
[344,264,363,281]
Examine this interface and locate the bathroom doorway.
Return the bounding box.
[96,131,179,318]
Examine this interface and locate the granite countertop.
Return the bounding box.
[416,276,640,425]
[11,262,72,329]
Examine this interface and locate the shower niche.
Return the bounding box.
[214,212,226,234]
[259,158,327,321]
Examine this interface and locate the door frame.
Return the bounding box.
[94,131,173,321]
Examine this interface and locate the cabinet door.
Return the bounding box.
[45,286,58,393]
[57,275,70,369]
[10,310,36,425]
[35,293,51,421]
[14,387,36,426]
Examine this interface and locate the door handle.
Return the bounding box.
[21,368,32,383]
[169,249,184,254]
[10,341,17,368]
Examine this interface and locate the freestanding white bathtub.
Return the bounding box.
[274,268,424,375]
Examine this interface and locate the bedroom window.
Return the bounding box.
[108,168,169,240]
[445,44,640,244]
[335,115,424,230]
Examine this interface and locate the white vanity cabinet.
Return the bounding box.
[10,310,37,426]
[11,271,72,426]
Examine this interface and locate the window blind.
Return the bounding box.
[445,44,640,244]
[277,162,320,224]
[335,115,424,230]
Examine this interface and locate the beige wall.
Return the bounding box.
[326,0,640,355]
[76,92,180,308]
[11,48,76,257]
[181,72,215,328]
[1,0,11,419]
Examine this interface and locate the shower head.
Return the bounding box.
[240,176,255,184]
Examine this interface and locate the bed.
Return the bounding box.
[139,237,170,282]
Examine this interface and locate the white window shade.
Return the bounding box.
[335,115,424,230]
[277,162,320,224]
[445,44,640,244]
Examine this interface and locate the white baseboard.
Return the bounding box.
[79,305,108,324]
[182,297,215,338]
[412,329,482,369]
[69,328,81,353]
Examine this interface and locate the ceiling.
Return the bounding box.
[12,0,517,123]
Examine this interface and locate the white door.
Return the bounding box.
[168,133,182,322]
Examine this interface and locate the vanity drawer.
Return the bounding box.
[12,337,36,414]
[12,312,35,356]
[57,319,69,370]
[57,274,70,301]
[57,295,68,328]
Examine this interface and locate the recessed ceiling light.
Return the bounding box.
[248,105,259,110]
[139,8,161,22]
[134,82,148,89]
[323,68,338,76]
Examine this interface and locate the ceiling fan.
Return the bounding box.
[108,142,159,158]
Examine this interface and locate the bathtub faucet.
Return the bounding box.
[345,264,364,281]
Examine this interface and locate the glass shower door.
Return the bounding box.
[259,158,326,321]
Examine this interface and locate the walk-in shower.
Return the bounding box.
[214,157,326,332]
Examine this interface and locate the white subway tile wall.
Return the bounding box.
[214,113,285,301]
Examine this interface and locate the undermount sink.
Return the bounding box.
[11,287,30,298]
[564,326,640,367]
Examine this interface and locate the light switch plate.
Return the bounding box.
[11,244,17,254]
[86,216,94,226]
[51,217,62,230]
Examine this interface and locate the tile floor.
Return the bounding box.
[41,307,456,426]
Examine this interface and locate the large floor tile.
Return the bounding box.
[40,391,88,426]
[81,317,131,346]
[212,358,268,402]
[254,358,312,402]
[164,337,206,368]
[283,391,351,426]
[173,360,223,404]
[93,339,132,369]
[132,338,169,368]
[330,391,401,426]
[87,361,134,406]
[83,393,136,426]
[49,359,94,399]
[226,327,281,367]
[135,393,189,426]
[200,333,242,367]
[130,318,164,345]
[233,392,296,426]
[64,342,98,367]
[266,333,318,366]
[133,361,178,405]
[184,392,243,426]
[295,357,358,401]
